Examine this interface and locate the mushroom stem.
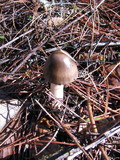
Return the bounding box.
[51,83,64,100]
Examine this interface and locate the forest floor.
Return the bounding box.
[0,0,120,160]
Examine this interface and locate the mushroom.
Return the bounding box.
[43,49,78,101]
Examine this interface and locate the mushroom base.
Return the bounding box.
[51,83,64,100]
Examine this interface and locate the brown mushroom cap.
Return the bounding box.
[43,49,78,85]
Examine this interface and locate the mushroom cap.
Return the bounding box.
[43,49,78,85]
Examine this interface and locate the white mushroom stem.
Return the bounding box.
[51,83,64,100]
